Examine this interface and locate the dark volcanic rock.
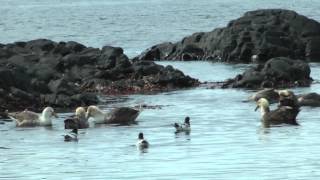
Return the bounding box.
[0,39,199,113]
[221,57,312,89]
[134,9,320,62]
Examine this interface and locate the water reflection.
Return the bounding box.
[0,147,11,150]
[175,131,191,136]
[138,148,149,154]
[174,131,191,142]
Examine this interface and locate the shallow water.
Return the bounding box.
[1,0,320,57]
[2,0,320,179]
[1,62,320,179]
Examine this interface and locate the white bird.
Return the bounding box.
[8,107,58,127]
[174,116,191,132]
[136,132,149,149]
[85,106,105,124]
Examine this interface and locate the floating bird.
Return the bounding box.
[277,89,299,109]
[86,106,139,125]
[298,92,320,107]
[249,88,279,103]
[64,129,78,142]
[64,107,89,129]
[255,98,299,127]
[174,116,191,132]
[136,132,149,149]
[8,107,58,127]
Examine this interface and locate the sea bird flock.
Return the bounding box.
[4,88,313,151]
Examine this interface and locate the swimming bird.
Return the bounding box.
[249,88,279,103]
[64,129,78,142]
[86,105,139,125]
[136,132,149,149]
[8,107,58,127]
[297,92,320,107]
[277,89,299,109]
[174,116,191,132]
[255,98,299,127]
[64,107,89,129]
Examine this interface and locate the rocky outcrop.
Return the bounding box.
[134,9,320,62]
[0,39,199,113]
[220,57,312,89]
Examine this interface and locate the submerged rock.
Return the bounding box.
[0,39,198,113]
[221,57,312,89]
[134,9,320,62]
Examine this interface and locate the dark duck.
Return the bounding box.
[136,132,149,149]
[64,129,78,142]
[64,107,89,129]
[255,98,299,127]
[174,116,191,132]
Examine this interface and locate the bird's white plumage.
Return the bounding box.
[9,107,57,127]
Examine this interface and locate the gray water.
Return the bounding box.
[1,0,320,57]
[1,0,320,179]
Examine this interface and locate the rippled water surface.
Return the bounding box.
[1,0,320,57]
[1,62,320,179]
[2,0,320,179]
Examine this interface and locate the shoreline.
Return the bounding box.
[1,8,320,113]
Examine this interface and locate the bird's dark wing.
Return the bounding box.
[64,118,80,129]
[106,107,140,124]
[265,107,299,125]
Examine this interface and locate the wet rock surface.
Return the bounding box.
[220,57,313,89]
[134,9,320,62]
[0,39,199,114]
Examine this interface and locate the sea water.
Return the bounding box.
[1,0,320,179]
